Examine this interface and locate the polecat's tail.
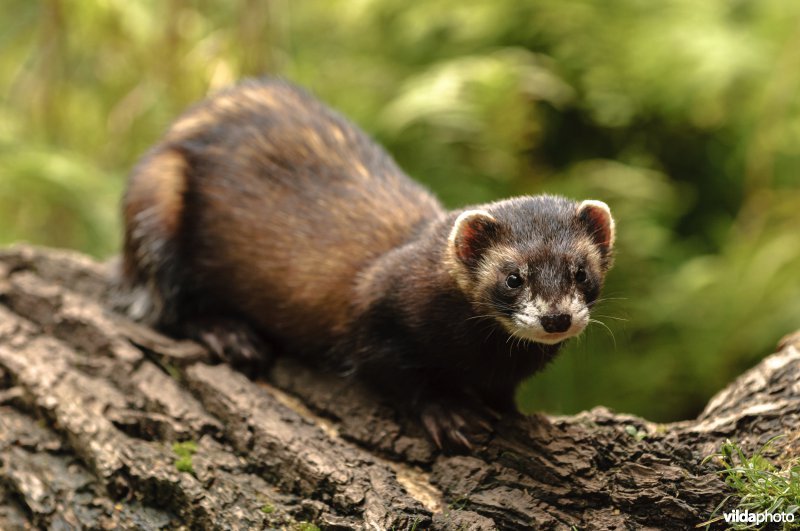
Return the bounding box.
[114,147,189,327]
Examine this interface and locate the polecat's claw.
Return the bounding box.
[420,400,495,453]
[184,317,272,375]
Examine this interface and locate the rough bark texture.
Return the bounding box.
[0,244,798,530]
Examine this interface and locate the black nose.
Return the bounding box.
[540,314,572,333]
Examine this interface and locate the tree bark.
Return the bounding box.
[0,244,797,530]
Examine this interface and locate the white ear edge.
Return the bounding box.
[578,199,612,217]
[448,209,496,244]
[578,199,615,248]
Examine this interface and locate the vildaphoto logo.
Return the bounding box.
[723,509,796,525]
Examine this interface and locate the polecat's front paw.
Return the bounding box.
[420,400,499,452]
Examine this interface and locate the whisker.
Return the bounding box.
[589,296,628,306]
[484,325,497,343]
[592,314,628,322]
[465,313,503,322]
[589,318,616,349]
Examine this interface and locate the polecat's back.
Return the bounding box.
[122,80,443,350]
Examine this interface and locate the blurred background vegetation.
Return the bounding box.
[2,0,799,422]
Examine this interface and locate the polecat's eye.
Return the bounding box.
[575,267,588,283]
[505,273,523,289]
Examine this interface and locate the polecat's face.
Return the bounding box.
[448,196,615,345]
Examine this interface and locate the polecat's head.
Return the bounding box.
[448,195,615,345]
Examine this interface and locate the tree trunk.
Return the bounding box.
[0,244,797,530]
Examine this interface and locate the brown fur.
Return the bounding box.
[119,78,615,451]
[121,79,443,351]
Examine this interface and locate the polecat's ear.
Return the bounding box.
[450,209,499,268]
[578,200,615,254]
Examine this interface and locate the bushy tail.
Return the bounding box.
[114,147,189,328]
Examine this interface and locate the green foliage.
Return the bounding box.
[625,425,647,442]
[2,0,799,421]
[702,437,800,529]
[172,440,198,474]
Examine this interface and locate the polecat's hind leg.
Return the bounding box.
[181,316,273,375]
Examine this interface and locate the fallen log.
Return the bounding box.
[0,244,797,530]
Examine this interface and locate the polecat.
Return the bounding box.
[119,79,615,451]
